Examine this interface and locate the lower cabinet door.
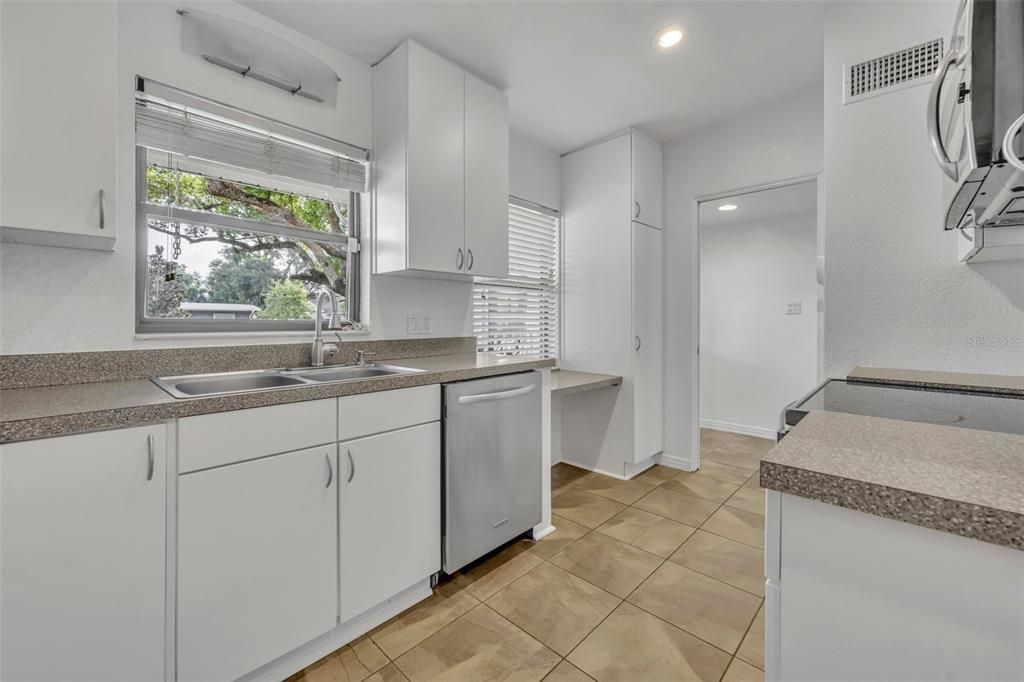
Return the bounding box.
[339,422,441,622]
[178,445,338,682]
[1,425,167,682]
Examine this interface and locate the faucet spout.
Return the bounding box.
[312,288,345,366]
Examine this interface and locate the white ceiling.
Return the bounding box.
[244,0,824,154]
[699,179,818,228]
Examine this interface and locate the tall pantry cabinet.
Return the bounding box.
[561,130,664,474]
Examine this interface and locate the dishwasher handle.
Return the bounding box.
[457,384,536,405]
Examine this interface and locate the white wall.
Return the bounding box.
[824,0,1024,378]
[0,2,560,354]
[510,129,561,210]
[700,210,818,437]
[663,85,824,468]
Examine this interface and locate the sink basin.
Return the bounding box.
[152,363,423,398]
[286,364,412,383]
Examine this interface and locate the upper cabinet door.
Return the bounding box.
[464,73,510,278]
[0,1,117,250]
[631,132,663,230]
[1,425,166,682]
[632,221,664,461]
[406,42,466,274]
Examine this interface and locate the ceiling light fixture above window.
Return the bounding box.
[654,26,686,50]
[718,204,738,211]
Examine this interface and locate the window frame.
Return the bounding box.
[134,146,362,334]
[473,197,560,358]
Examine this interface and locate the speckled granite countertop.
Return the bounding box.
[550,369,622,396]
[0,353,555,444]
[760,410,1024,550]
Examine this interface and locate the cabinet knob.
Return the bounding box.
[456,248,465,270]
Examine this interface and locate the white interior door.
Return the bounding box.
[340,422,441,622]
[178,445,338,682]
[464,73,510,278]
[1,425,166,682]
[407,41,466,274]
[632,221,664,462]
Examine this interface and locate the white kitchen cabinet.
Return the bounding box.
[464,72,511,278]
[339,422,441,622]
[562,130,666,471]
[373,40,509,278]
[631,131,663,229]
[767,491,1024,681]
[0,1,117,251]
[178,445,338,682]
[1,425,166,682]
[632,221,664,459]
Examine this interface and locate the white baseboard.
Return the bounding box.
[657,452,696,472]
[559,457,630,480]
[700,418,777,441]
[239,578,433,682]
[532,523,556,540]
[551,450,564,466]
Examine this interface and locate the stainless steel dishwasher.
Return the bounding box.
[442,371,542,574]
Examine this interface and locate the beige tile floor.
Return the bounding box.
[288,429,773,682]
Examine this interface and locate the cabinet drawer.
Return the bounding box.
[338,385,440,441]
[179,399,336,473]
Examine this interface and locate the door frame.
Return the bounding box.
[690,173,823,469]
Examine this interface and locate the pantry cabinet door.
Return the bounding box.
[632,221,664,461]
[1,425,166,682]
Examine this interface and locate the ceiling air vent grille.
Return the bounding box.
[845,38,943,104]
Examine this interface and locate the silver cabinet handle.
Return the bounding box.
[456,248,465,270]
[99,189,106,230]
[346,449,355,483]
[466,249,474,271]
[146,434,155,481]
[325,452,334,488]
[634,201,641,219]
[635,335,642,351]
[457,384,536,404]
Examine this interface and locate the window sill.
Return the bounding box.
[134,329,372,342]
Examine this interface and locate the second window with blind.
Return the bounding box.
[473,200,560,358]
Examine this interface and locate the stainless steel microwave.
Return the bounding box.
[930,0,1024,233]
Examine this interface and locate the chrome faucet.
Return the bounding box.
[311,288,345,367]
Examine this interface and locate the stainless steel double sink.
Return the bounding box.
[152,363,424,399]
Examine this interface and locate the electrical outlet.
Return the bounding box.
[407,313,432,335]
[785,301,803,315]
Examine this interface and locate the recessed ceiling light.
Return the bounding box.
[718,204,738,212]
[654,26,685,50]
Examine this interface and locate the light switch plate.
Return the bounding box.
[785,302,802,315]
[407,313,432,335]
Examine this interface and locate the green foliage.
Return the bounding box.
[256,279,312,320]
[205,253,279,307]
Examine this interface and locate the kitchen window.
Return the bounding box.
[134,83,368,333]
[473,199,560,357]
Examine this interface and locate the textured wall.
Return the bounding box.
[823,1,1024,378]
[663,86,824,468]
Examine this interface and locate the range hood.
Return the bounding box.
[930,0,1024,262]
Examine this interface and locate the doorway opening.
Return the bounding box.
[696,179,821,469]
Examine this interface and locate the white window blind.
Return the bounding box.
[473,200,559,358]
[135,97,368,194]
